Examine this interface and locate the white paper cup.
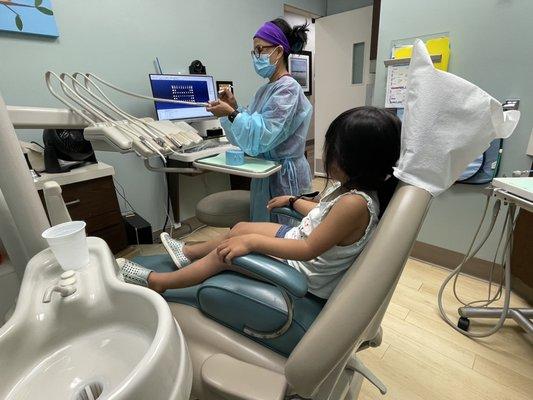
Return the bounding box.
[42,221,89,270]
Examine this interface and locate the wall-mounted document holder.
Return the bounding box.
[384,35,450,109]
[383,54,442,67]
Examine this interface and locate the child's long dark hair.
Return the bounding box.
[323,106,401,218]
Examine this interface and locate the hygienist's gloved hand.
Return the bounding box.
[394,39,520,196]
[206,100,235,117]
[219,88,238,109]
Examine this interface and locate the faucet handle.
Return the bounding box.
[61,270,76,279]
[60,277,77,287]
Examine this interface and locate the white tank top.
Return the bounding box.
[285,182,380,298]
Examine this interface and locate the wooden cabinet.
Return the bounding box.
[38,175,127,254]
[511,209,533,303]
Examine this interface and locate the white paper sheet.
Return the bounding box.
[385,64,409,108]
[393,39,521,196]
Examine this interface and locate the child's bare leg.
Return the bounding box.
[184,222,282,260]
[148,249,227,292]
[183,234,229,260]
[150,222,284,292]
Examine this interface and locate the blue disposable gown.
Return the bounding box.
[221,76,312,222]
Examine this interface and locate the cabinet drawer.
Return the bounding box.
[84,210,123,234]
[91,222,128,254]
[61,176,120,220]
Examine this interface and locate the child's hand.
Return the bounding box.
[217,234,258,263]
[267,195,292,210]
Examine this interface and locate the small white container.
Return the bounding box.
[41,221,89,271]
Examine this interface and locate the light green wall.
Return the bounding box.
[0,0,325,231]
[374,0,533,260]
[294,0,327,15]
[327,0,372,15]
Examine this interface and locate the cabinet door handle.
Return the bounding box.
[65,199,81,207]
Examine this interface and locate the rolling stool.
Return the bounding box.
[196,190,250,227]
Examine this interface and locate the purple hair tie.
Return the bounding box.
[254,21,291,54]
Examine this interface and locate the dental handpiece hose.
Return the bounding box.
[437,194,515,338]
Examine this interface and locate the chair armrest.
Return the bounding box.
[232,253,308,298]
[271,207,304,222]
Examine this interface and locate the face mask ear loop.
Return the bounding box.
[267,46,283,65]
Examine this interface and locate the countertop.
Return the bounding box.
[33,162,115,190]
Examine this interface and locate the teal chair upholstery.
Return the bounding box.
[270,206,304,221]
[133,253,325,357]
[133,206,324,356]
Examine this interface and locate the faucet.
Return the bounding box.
[42,271,78,303]
[42,285,77,303]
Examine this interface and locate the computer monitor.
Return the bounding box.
[149,74,217,121]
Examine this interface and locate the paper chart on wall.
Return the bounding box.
[385,64,409,108]
[385,37,450,109]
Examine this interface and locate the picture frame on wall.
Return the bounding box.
[289,50,312,96]
[0,0,59,38]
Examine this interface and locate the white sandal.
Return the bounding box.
[160,232,191,269]
[117,258,153,287]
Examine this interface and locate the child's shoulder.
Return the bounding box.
[327,192,372,231]
[333,193,370,216]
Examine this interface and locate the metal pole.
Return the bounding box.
[0,91,49,261]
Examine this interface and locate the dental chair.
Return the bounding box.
[134,183,432,399]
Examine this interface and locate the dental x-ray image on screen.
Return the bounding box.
[149,74,216,121]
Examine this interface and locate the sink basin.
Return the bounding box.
[0,237,192,400]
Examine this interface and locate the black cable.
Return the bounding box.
[30,141,45,149]
[163,189,170,232]
[116,190,136,214]
[113,177,137,214]
[162,169,172,233]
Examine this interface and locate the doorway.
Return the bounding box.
[313,6,374,176]
[284,4,321,175]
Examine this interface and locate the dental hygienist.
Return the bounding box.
[206,18,313,222]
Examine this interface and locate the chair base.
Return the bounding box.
[168,302,366,400]
[201,354,287,400]
[168,302,286,399]
[458,306,533,334]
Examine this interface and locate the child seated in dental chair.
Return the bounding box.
[118,106,401,299]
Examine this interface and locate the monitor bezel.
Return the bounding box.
[148,73,217,122]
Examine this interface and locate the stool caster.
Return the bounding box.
[457,316,470,331]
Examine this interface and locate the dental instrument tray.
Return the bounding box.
[193,153,281,178]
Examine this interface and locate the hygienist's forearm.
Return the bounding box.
[253,236,317,261]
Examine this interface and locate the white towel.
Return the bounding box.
[394,39,520,196]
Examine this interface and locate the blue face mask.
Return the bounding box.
[253,53,276,79]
